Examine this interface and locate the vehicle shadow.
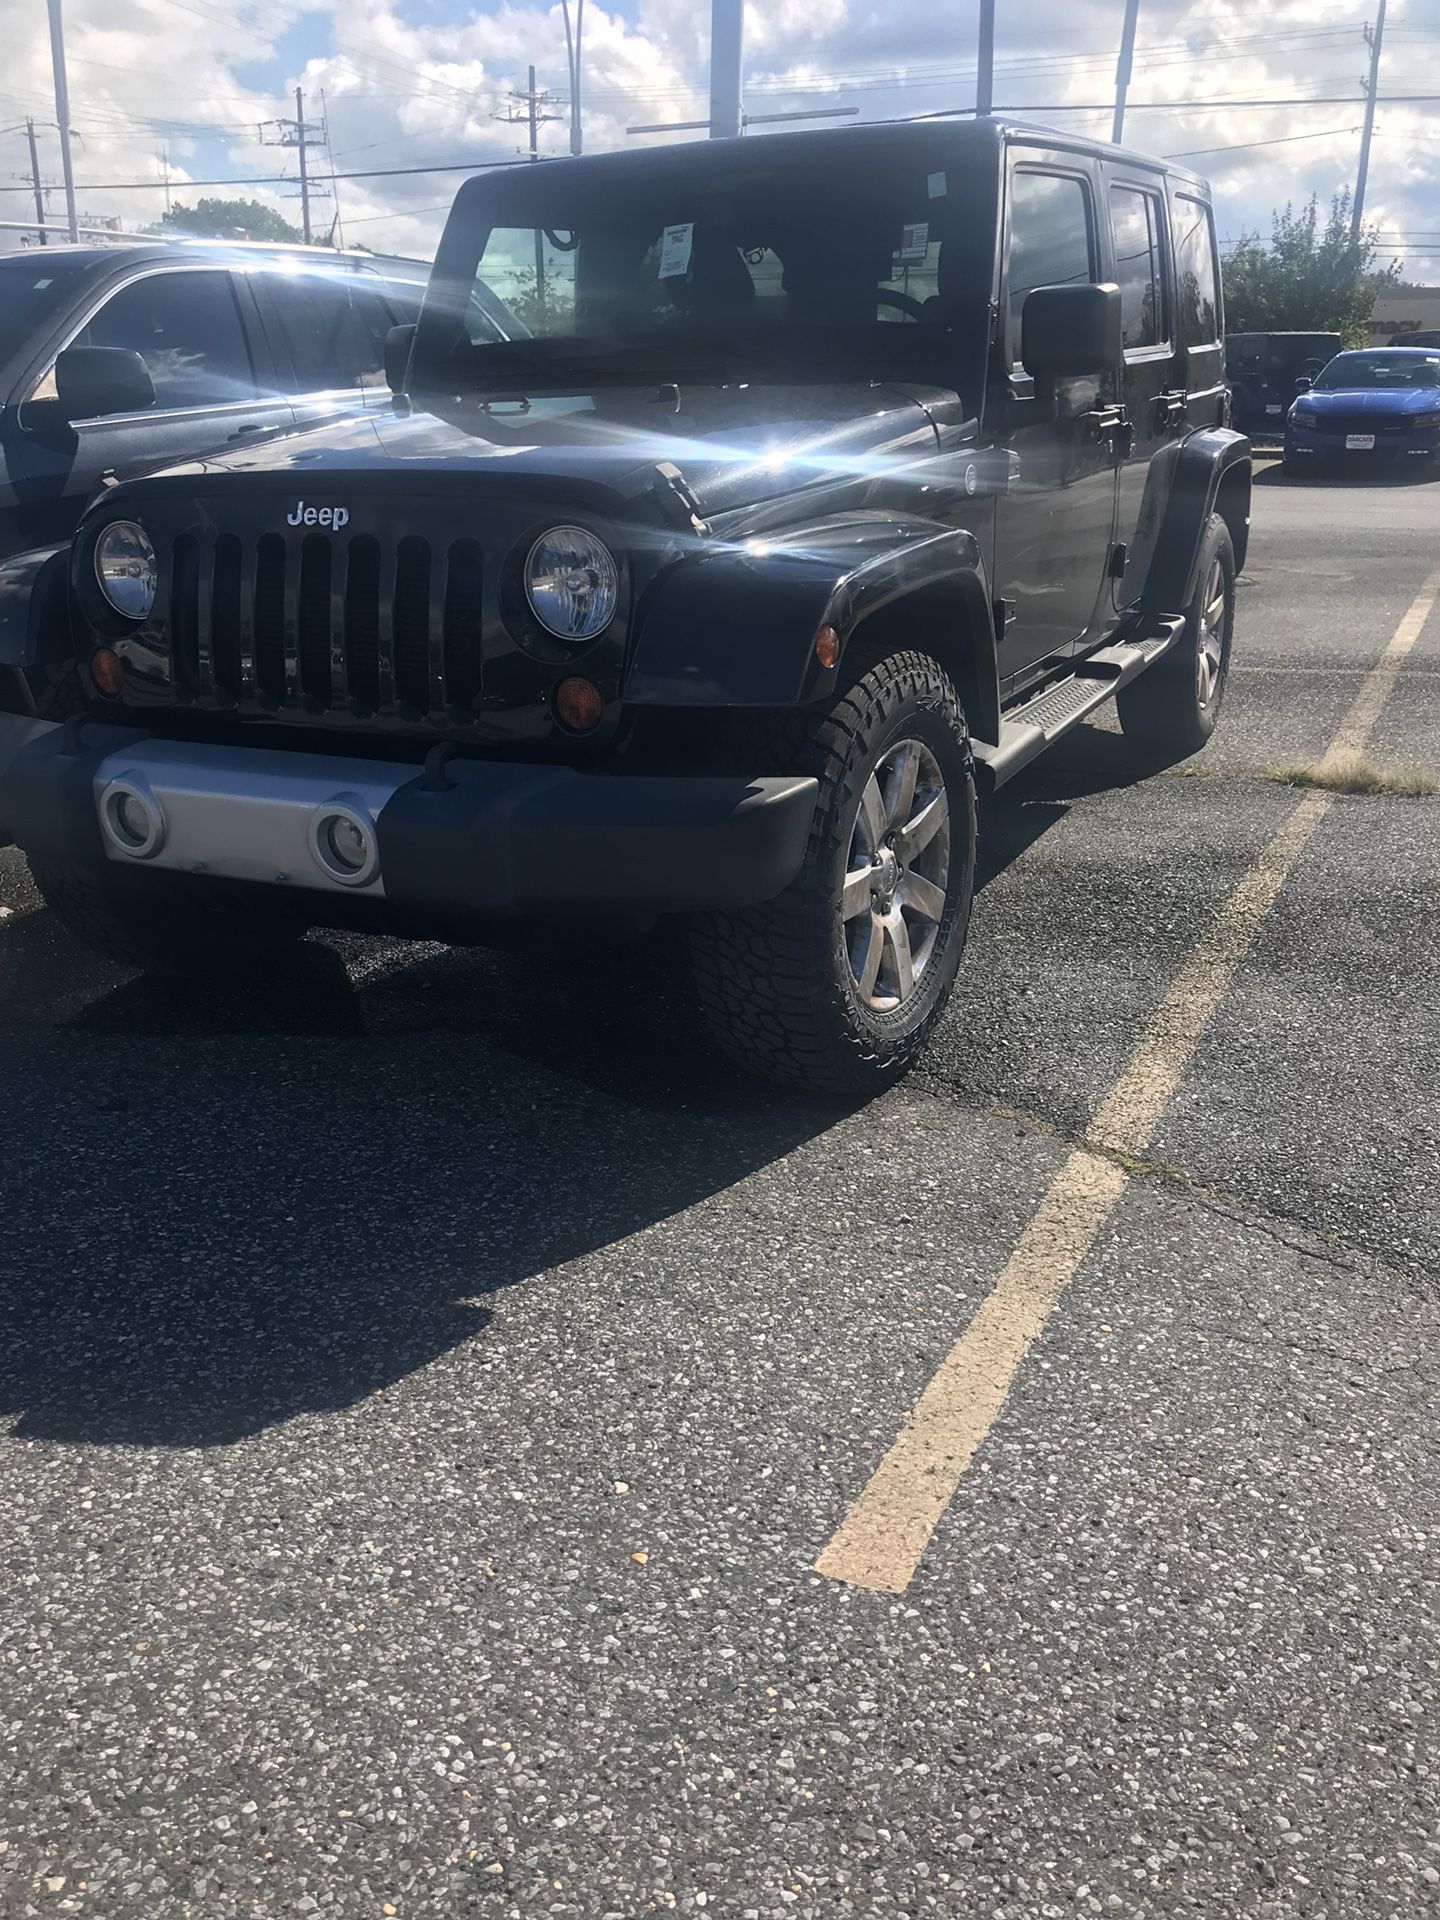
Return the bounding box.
[1255,463,1439,489]
[0,924,848,1450]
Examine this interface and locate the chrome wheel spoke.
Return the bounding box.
[885,741,920,828]
[899,870,946,924]
[858,775,886,855]
[896,790,948,864]
[841,865,874,920]
[884,910,915,1001]
[854,913,884,1000]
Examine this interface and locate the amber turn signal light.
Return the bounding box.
[553,675,604,733]
[814,624,841,670]
[90,647,124,697]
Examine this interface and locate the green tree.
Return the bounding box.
[156,197,303,243]
[1222,191,1400,345]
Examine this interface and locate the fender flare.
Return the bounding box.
[0,543,70,673]
[623,515,1001,744]
[1127,429,1251,616]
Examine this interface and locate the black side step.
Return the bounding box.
[972,617,1186,791]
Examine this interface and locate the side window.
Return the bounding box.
[1173,195,1220,347]
[1108,185,1167,352]
[77,271,257,410]
[267,273,409,392]
[1006,169,1096,362]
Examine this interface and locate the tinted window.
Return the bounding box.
[0,257,93,371]
[1007,170,1095,355]
[1109,185,1166,350]
[1173,195,1220,346]
[78,270,256,410]
[268,272,416,391]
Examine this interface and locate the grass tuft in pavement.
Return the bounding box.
[1264,750,1439,798]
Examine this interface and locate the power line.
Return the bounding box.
[1167,125,1362,159]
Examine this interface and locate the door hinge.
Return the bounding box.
[1108,543,1129,580]
[993,596,1017,634]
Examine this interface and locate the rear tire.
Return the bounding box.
[690,650,976,1094]
[1116,512,1235,760]
[29,858,307,976]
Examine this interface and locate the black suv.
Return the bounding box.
[1225,330,1344,435]
[0,120,1249,1092]
[0,242,432,711]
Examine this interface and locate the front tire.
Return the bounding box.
[690,650,977,1094]
[1116,511,1235,760]
[28,858,308,976]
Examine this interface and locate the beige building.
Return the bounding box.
[1368,285,1440,342]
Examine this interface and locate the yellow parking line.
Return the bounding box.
[815,566,1440,1595]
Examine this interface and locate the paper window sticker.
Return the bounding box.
[927,171,947,199]
[659,222,695,279]
[897,221,929,263]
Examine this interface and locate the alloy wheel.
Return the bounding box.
[840,738,951,1012]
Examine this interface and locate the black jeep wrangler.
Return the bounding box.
[0,120,1249,1092]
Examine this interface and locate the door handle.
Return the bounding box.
[226,422,267,443]
[1083,407,1134,458]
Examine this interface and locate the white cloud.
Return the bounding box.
[0,0,1436,276]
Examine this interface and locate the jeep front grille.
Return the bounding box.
[168,532,484,722]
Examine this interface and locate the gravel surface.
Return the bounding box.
[1,468,1437,1918]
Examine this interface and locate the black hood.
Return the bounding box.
[119,381,949,526]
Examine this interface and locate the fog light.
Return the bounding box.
[553,675,604,733]
[98,775,166,860]
[91,647,124,696]
[307,796,380,888]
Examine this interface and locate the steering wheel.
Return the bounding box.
[876,288,927,323]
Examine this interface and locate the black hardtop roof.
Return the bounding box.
[451,114,1210,207]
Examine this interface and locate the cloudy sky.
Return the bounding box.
[1,0,1438,274]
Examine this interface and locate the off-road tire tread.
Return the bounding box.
[1115,512,1235,758]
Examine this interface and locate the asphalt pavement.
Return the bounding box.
[2,465,1438,1918]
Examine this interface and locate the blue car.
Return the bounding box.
[1284,348,1440,474]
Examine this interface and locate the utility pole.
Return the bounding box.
[496,66,564,315]
[295,86,311,243]
[709,0,744,138]
[561,0,585,155]
[26,118,48,245]
[45,0,79,241]
[1112,0,1141,144]
[260,94,327,244]
[976,0,995,117]
[1352,0,1388,241]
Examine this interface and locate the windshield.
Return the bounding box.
[414,138,995,395]
[0,256,91,372]
[1315,351,1440,391]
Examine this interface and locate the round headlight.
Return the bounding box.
[524,526,618,641]
[95,520,157,621]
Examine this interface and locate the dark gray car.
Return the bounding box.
[0,242,430,711]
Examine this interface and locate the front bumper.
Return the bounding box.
[1285,421,1440,464]
[0,713,818,918]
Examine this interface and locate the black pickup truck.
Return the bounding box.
[0,120,1250,1092]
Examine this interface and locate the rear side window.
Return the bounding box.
[268,273,415,392]
[1006,169,1096,360]
[1173,195,1220,346]
[1109,185,1167,351]
[77,270,257,410]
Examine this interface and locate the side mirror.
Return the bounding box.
[54,346,155,421]
[1294,375,1313,391]
[385,323,417,396]
[1021,283,1122,380]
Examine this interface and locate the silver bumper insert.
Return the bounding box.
[92,739,414,895]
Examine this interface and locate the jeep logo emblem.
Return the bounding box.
[286,501,350,530]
